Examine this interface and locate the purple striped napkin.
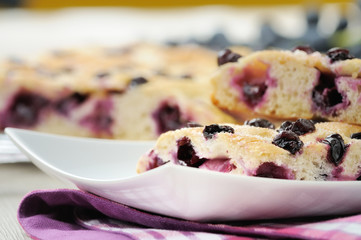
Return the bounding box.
[18,189,361,240]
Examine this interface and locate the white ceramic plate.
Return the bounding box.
[5,127,361,222]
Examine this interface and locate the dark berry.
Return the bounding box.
[292,45,315,54]
[54,92,88,115]
[255,162,291,179]
[80,100,113,134]
[291,119,316,135]
[2,91,50,128]
[232,63,269,108]
[351,132,361,139]
[322,133,347,166]
[243,82,267,107]
[312,71,344,115]
[203,124,234,139]
[278,119,315,136]
[278,121,293,131]
[186,122,203,128]
[217,49,241,66]
[176,137,205,167]
[244,118,275,129]
[147,150,167,170]
[177,137,193,161]
[327,47,354,63]
[311,117,328,123]
[272,131,304,154]
[152,102,189,135]
[357,175,361,181]
[128,77,148,88]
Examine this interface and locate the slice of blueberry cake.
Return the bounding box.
[0,43,236,139]
[137,118,361,181]
[112,80,236,139]
[211,47,361,125]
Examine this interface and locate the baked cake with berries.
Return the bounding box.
[0,43,235,140]
[212,47,361,125]
[137,118,361,181]
[35,42,219,83]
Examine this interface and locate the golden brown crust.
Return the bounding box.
[1,43,219,94]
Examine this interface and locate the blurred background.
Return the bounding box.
[0,0,360,57]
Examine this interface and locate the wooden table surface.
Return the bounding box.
[0,162,74,239]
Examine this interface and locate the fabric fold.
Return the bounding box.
[18,189,361,240]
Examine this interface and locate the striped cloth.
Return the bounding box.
[18,189,361,240]
[0,134,28,163]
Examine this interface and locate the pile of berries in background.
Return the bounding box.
[168,2,361,58]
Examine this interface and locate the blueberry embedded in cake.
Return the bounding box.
[244,118,275,129]
[54,93,89,116]
[277,119,315,136]
[272,131,304,155]
[137,119,361,181]
[79,99,114,135]
[0,90,50,128]
[202,124,234,139]
[326,47,354,63]
[229,59,274,109]
[311,71,350,117]
[217,49,242,66]
[152,100,191,136]
[211,47,361,125]
[292,45,315,54]
[322,133,347,166]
